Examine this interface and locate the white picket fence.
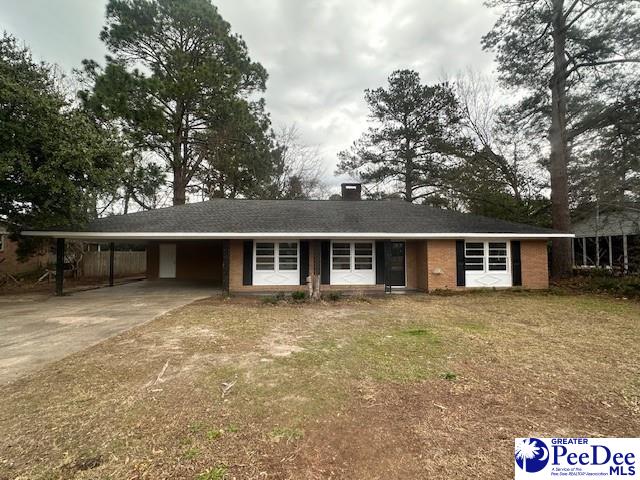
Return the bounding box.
[81,251,147,278]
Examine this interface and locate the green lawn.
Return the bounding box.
[1,291,639,479]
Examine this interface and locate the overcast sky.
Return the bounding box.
[0,0,499,193]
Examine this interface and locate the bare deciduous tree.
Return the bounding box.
[270,125,326,199]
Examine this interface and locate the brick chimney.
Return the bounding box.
[341,183,362,200]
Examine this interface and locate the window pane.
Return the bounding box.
[465,257,483,264]
[488,264,507,271]
[489,243,507,257]
[465,255,483,271]
[354,243,373,256]
[355,256,373,270]
[465,264,484,271]
[488,255,507,271]
[279,256,297,270]
[355,262,372,270]
[465,242,484,257]
[332,243,350,257]
[332,257,351,270]
[256,253,275,270]
[279,242,297,257]
[256,243,275,256]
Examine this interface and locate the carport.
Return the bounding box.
[49,236,228,296]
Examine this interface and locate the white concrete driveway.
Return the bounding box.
[0,281,217,384]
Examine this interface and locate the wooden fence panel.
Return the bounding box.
[81,251,147,277]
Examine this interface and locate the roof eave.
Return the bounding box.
[21,231,574,240]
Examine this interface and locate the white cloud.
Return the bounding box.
[215,0,499,190]
[0,0,500,193]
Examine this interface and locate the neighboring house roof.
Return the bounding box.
[573,208,640,237]
[23,199,569,239]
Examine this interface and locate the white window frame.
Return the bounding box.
[464,239,512,288]
[330,240,376,285]
[253,240,300,286]
[464,240,510,274]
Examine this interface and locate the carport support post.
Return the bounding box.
[222,239,230,295]
[55,238,65,296]
[109,242,115,287]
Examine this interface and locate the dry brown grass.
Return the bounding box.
[1,291,639,479]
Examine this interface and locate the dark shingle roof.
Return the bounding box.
[50,199,558,235]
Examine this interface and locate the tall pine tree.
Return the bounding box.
[81,0,269,205]
[482,0,640,278]
[336,70,469,203]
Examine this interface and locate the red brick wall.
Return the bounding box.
[425,239,458,291]
[0,234,47,275]
[521,240,549,289]
[406,240,427,291]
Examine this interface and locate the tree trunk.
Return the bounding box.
[123,190,130,215]
[549,0,572,279]
[173,165,187,205]
[172,104,187,206]
[405,157,414,203]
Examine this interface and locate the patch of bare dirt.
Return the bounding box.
[260,330,306,357]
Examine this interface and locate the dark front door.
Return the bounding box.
[389,242,405,286]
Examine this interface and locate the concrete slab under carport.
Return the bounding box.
[0,280,218,384]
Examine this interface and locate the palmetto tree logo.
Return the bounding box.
[515,438,550,473]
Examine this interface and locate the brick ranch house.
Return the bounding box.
[23,184,572,295]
